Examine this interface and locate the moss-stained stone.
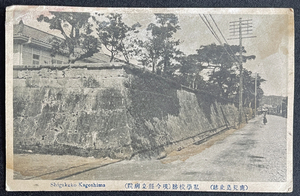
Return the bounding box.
[13,65,239,159]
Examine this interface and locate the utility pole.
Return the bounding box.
[238,18,244,125]
[254,72,257,117]
[228,18,256,125]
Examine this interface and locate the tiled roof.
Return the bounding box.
[14,20,63,44]
[13,20,121,64]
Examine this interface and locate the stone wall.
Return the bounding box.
[13,63,240,159]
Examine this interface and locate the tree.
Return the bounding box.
[37,12,99,64]
[196,43,256,99]
[137,14,182,76]
[93,13,141,63]
[175,54,205,89]
[134,38,162,73]
[241,70,265,108]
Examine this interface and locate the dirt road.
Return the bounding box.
[64,115,287,182]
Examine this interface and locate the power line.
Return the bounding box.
[200,14,240,68]
[229,18,256,125]
[209,14,227,44]
[200,14,257,125]
[200,14,238,68]
[203,14,223,44]
[209,14,240,63]
[199,14,222,44]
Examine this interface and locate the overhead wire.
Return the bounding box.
[209,14,240,63]
[209,14,228,45]
[199,14,240,70]
[199,14,222,45]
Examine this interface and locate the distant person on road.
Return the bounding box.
[245,113,248,124]
[263,112,267,125]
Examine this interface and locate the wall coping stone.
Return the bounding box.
[13,63,124,70]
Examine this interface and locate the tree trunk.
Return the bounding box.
[110,52,114,62]
[152,62,155,73]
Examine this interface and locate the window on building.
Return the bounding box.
[32,54,40,65]
[52,59,63,64]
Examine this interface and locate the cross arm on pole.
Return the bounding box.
[227,36,257,40]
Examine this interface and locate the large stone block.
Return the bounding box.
[13,64,240,159]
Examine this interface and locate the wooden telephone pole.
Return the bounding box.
[254,72,257,117]
[228,18,256,125]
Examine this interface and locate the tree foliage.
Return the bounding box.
[37,12,265,108]
[241,69,265,108]
[174,54,205,89]
[93,13,141,63]
[196,43,256,99]
[175,43,265,107]
[37,12,99,63]
[136,14,183,76]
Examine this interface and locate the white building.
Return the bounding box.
[13,20,113,65]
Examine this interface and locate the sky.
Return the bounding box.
[12,7,293,96]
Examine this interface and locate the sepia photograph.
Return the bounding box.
[5,6,294,192]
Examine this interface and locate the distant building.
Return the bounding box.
[13,20,113,65]
[260,95,285,107]
[282,97,288,118]
[260,95,288,116]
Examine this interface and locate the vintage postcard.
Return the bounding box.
[6,6,294,192]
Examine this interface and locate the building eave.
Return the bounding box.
[13,34,52,50]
